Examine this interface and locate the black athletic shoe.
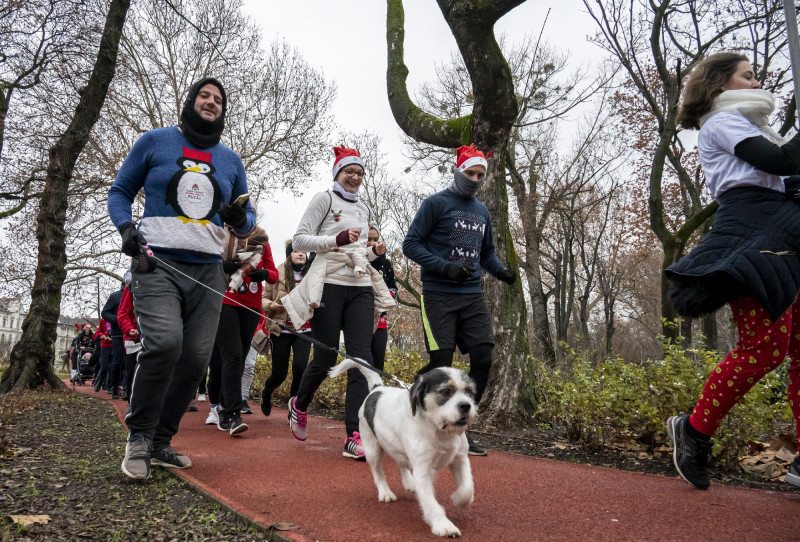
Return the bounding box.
[786,456,800,487]
[260,387,272,417]
[217,408,232,432]
[229,415,248,436]
[93,380,102,392]
[666,415,711,490]
[150,446,192,469]
[241,401,252,415]
[467,435,488,456]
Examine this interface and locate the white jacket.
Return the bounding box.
[282,246,396,329]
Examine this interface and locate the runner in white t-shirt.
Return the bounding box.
[664,52,800,492]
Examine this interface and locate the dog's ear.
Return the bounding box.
[409,374,427,416]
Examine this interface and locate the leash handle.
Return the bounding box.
[134,243,157,273]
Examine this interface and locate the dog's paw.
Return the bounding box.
[450,489,473,509]
[377,488,397,503]
[431,518,461,538]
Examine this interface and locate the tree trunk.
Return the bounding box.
[475,151,535,428]
[701,311,718,350]
[0,0,131,394]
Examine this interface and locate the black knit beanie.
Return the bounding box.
[179,77,227,149]
[285,241,293,259]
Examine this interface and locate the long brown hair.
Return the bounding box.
[676,52,749,130]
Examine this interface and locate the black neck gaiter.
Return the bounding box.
[178,77,226,149]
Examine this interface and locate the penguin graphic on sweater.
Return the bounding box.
[166,147,222,225]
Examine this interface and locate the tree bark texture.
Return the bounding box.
[0,0,131,394]
[386,0,535,428]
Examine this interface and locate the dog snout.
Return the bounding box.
[457,401,472,414]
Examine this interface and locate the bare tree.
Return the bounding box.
[0,0,89,218]
[0,0,336,313]
[0,0,131,393]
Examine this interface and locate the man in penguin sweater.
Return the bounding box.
[108,77,256,480]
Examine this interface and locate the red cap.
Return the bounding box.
[456,144,488,172]
[332,146,365,180]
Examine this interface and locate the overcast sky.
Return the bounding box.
[241,0,603,249]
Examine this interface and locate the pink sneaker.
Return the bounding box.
[343,431,365,460]
[288,397,308,441]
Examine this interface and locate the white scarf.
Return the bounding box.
[699,89,786,145]
[332,180,358,202]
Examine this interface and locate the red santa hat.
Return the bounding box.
[331,146,365,180]
[456,144,488,172]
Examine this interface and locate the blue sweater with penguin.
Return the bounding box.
[107,126,255,263]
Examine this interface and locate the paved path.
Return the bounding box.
[75,384,800,541]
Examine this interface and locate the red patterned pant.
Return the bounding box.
[690,295,800,444]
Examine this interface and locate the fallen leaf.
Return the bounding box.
[775,447,796,463]
[7,514,51,527]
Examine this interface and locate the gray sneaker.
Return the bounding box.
[121,434,152,480]
[151,446,192,469]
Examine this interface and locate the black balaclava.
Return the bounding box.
[179,77,227,149]
[448,169,486,199]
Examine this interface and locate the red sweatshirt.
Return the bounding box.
[117,286,138,337]
[93,319,113,349]
[223,242,279,310]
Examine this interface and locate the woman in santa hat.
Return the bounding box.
[283,146,394,460]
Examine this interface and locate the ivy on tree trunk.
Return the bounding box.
[0,0,131,394]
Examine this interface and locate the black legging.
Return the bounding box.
[263,332,311,399]
[214,304,260,414]
[371,325,388,372]
[294,284,374,436]
[417,343,493,403]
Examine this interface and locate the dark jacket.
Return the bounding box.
[666,186,800,321]
[101,290,124,337]
[370,255,398,298]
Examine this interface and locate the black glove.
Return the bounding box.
[222,259,241,275]
[444,263,474,283]
[496,267,517,285]
[247,269,270,282]
[120,223,147,257]
[219,202,247,229]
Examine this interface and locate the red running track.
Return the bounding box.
[73,383,800,541]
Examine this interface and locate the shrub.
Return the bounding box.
[535,338,794,465]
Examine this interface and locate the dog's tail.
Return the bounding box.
[328,359,383,391]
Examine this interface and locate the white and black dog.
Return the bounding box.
[329,360,477,538]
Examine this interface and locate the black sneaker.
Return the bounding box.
[666,415,711,490]
[260,387,272,417]
[229,415,248,436]
[467,435,488,456]
[151,446,192,469]
[217,407,232,432]
[93,380,102,392]
[786,456,800,487]
[187,399,198,412]
[241,401,252,415]
[121,434,152,480]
